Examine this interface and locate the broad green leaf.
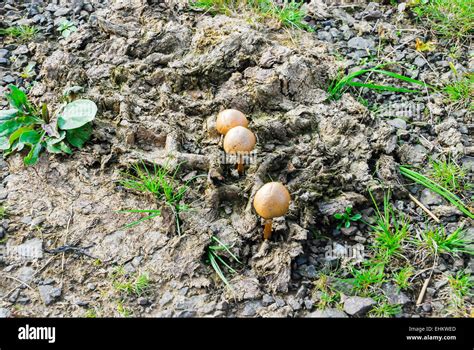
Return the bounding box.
[6,85,30,112]
[8,126,33,145]
[66,123,92,148]
[0,116,40,137]
[45,131,66,146]
[0,109,18,121]
[334,213,343,219]
[57,99,97,130]
[24,141,43,166]
[46,141,72,155]
[19,130,41,145]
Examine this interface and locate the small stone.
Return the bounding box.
[0,49,10,58]
[274,296,286,307]
[308,308,348,318]
[420,188,443,206]
[159,291,174,306]
[287,296,302,311]
[347,37,375,50]
[9,289,20,303]
[0,308,11,318]
[86,283,96,291]
[138,297,150,306]
[38,285,62,306]
[343,296,376,316]
[387,118,407,130]
[54,8,71,17]
[422,303,432,312]
[16,266,35,284]
[262,294,274,307]
[241,301,260,317]
[216,300,228,311]
[382,283,410,305]
[413,56,426,68]
[2,75,15,84]
[297,264,318,279]
[341,226,357,236]
[30,216,45,227]
[75,300,89,307]
[317,31,332,42]
[0,58,9,66]
[304,299,313,310]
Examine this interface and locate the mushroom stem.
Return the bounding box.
[263,219,273,240]
[237,154,244,175]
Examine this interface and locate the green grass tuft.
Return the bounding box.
[327,64,429,100]
[191,0,313,31]
[369,191,410,263]
[399,166,474,219]
[113,271,151,297]
[369,302,402,317]
[417,226,473,256]
[206,236,242,289]
[118,161,203,233]
[429,158,470,194]
[443,73,473,108]
[393,266,414,290]
[347,263,386,295]
[411,0,474,40]
[0,25,39,42]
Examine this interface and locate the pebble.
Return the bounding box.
[387,118,407,130]
[347,37,375,50]
[38,285,62,306]
[308,308,348,318]
[343,296,376,316]
[2,75,16,84]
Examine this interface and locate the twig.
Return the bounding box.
[408,193,441,223]
[1,273,35,291]
[416,252,438,305]
[416,277,431,305]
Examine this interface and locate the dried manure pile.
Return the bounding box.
[0,1,472,318]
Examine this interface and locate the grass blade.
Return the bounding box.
[399,166,473,219]
[347,81,421,94]
[211,236,242,263]
[213,253,237,274]
[373,69,429,87]
[208,252,231,288]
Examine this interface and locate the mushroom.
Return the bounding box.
[223,126,256,175]
[253,182,291,240]
[216,109,248,135]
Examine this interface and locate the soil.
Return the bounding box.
[0,0,472,318]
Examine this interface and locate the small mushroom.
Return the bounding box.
[216,109,248,135]
[253,182,291,240]
[223,126,256,175]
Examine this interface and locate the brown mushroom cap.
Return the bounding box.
[216,109,248,135]
[253,182,291,219]
[223,126,256,153]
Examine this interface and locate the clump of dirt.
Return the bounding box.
[1,1,404,317]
